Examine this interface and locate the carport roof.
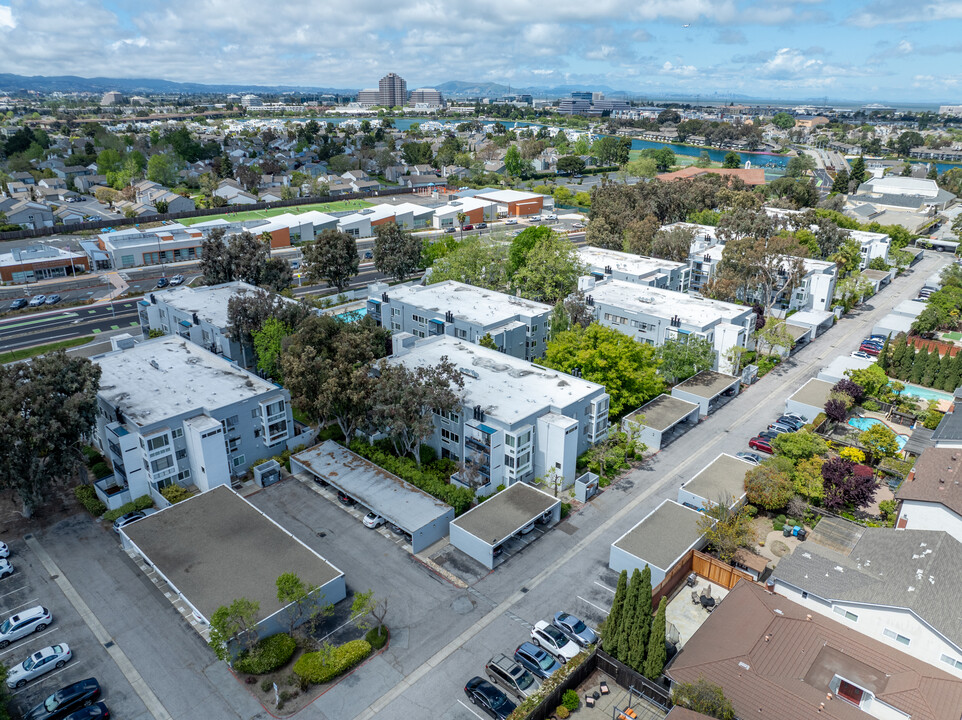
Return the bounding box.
[291,441,453,531]
[122,485,343,623]
[682,453,753,504]
[788,378,835,410]
[452,482,558,547]
[613,500,704,571]
[672,370,739,399]
[623,394,699,432]
[784,323,812,342]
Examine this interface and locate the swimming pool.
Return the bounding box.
[334,307,368,323]
[892,383,953,404]
[847,417,909,450]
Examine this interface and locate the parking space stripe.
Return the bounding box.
[10,660,82,696]
[457,699,486,720]
[0,586,28,600]
[593,581,615,594]
[2,598,40,615]
[577,596,609,614]
[0,627,57,658]
[24,536,173,720]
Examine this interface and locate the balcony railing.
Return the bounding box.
[465,437,491,454]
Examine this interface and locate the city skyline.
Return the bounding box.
[0,1,960,103]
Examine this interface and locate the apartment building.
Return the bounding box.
[387,336,610,493]
[91,336,294,510]
[847,229,891,269]
[367,281,551,360]
[582,277,754,374]
[577,246,690,292]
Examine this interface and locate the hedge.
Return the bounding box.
[293,639,371,685]
[89,461,111,479]
[234,633,297,675]
[102,495,154,522]
[74,485,107,517]
[160,484,193,504]
[348,440,476,515]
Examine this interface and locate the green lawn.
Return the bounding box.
[180,200,374,227]
[4,336,94,363]
[944,332,962,341]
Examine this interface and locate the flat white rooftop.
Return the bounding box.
[577,246,686,276]
[0,245,86,267]
[150,281,301,330]
[589,279,749,328]
[385,281,551,324]
[389,336,605,425]
[476,189,545,203]
[94,336,281,426]
[848,229,890,244]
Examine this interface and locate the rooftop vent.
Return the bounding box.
[149,359,160,370]
[460,367,479,379]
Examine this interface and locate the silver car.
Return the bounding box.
[0,606,52,648]
[6,644,72,688]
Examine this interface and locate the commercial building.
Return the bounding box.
[368,281,551,361]
[388,336,610,494]
[0,244,89,283]
[122,486,345,646]
[771,519,962,680]
[577,246,690,293]
[582,277,755,375]
[473,189,549,217]
[667,580,962,720]
[853,176,956,213]
[430,197,495,229]
[408,88,443,106]
[91,336,294,510]
[101,91,123,105]
[292,441,454,553]
[378,73,407,107]
[609,500,705,586]
[449,482,560,569]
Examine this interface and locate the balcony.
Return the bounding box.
[94,476,131,511]
[465,437,491,454]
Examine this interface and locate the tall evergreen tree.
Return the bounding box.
[877,334,891,372]
[936,352,954,391]
[616,569,642,664]
[602,570,628,656]
[894,340,914,381]
[910,345,929,385]
[921,349,942,388]
[945,352,962,393]
[642,597,668,680]
[627,565,653,671]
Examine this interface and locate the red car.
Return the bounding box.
[749,436,774,454]
[859,344,881,356]
[462,224,474,231]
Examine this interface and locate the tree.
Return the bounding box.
[0,352,101,517]
[302,228,359,291]
[627,565,653,672]
[401,141,433,165]
[625,157,658,179]
[745,457,795,510]
[511,233,586,304]
[848,364,889,401]
[504,145,532,177]
[252,317,291,380]
[508,225,555,275]
[673,678,736,720]
[831,169,850,194]
[642,597,667,679]
[712,231,807,312]
[260,257,293,293]
[895,131,924,157]
[371,358,464,463]
[427,237,510,290]
[276,572,332,638]
[772,112,796,129]
[602,570,628,656]
[650,225,695,263]
[786,155,816,178]
[615,569,641,664]
[557,155,586,175]
[822,457,876,510]
[96,148,123,174]
[656,336,715,385]
[849,155,867,186]
[824,398,848,423]
[770,430,828,460]
[349,589,389,633]
[146,153,179,186]
[860,424,901,462]
[478,333,497,350]
[697,498,756,563]
[541,324,663,417]
[722,151,741,169]
[373,222,422,282]
[793,457,825,501]
[833,378,865,404]
[208,597,260,661]
[695,151,712,168]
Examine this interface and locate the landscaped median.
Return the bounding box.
[2,335,94,363]
[507,647,594,720]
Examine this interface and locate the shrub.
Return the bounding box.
[562,689,579,711]
[234,633,297,675]
[556,707,570,719]
[366,626,388,650]
[293,639,372,685]
[743,504,758,518]
[260,679,272,693]
[561,502,572,519]
[160,484,193,504]
[89,461,111,479]
[81,445,102,462]
[862,400,881,411]
[102,495,154,522]
[74,485,107,517]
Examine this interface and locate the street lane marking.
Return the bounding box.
[0,313,79,330]
[2,598,40,614]
[577,596,608,614]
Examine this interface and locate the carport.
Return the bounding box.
[785,378,835,421]
[862,268,893,292]
[785,309,834,337]
[670,370,740,418]
[622,394,700,452]
[872,312,914,340]
[784,322,815,349]
[291,440,455,553]
[677,453,754,511]
[121,485,346,648]
[817,354,875,384]
[609,500,706,587]
[449,483,560,569]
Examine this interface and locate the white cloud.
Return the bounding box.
[759,47,822,78]
[661,60,697,76]
[109,36,149,51]
[0,5,14,30]
[849,0,962,26]
[897,39,913,53]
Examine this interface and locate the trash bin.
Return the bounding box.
[797,528,808,541]
[792,525,801,537]
[783,526,792,537]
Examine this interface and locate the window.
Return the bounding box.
[883,628,910,646]
[412,314,428,324]
[457,328,468,339]
[176,449,187,460]
[518,430,531,446]
[391,322,401,331]
[252,408,260,419]
[228,438,241,453]
[146,434,169,452]
[531,324,539,331]
[833,607,858,622]
[265,400,285,417]
[505,435,516,448]
[413,329,425,338]
[440,428,460,444]
[171,428,183,439]
[836,680,864,706]
[517,451,530,469]
[392,307,400,316]
[941,654,962,671]
[505,455,515,469]
[176,469,191,482]
[150,455,174,473]
[224,415,239,429]
[232,455,246,468]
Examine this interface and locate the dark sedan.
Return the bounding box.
[23,678,101,720]
[464,676,516,720]
[63,704,109,720]
[8,298,28,310]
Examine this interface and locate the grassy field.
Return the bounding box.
[4,336,94,363]
[180,200,373,227]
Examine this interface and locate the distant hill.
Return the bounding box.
[0,74,354,95]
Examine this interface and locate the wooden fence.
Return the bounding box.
[652,549,753,609]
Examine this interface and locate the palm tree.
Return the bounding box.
[457,211,467,239]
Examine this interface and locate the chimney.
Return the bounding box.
[764,633,772,642]
[806,614,812,621]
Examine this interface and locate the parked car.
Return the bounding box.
[0,559,14,578]
[444,227,456,233]
[9,298,28,310]
[0,541,8,558]
[484,654,540,701]
[859,344,881,356]
[169,274,185,285]
[337,491,356,506]
[62,703,109,720]
[462,224,474,231]
[7,644,72,688]
[364,250,373,258]
[362,512,386,529]
[776,416,805,430]
[514,642,561,679]
[505,219,518,225]
[111,508,158,535]
[0,606,52,649]
[767,423,795,435]
[464,676,516,720]
[22,678,102,720]
[782,412,808,423]
[868,335,887,342]
[736,452,763,466]
[28,295,47,307]
[552,612,598,647]
[477,222,488,229]
[156,277,170,288]
[45,294,62,305]
[530,621,579,662]
[851,350,873,360]
[749,436,774,454]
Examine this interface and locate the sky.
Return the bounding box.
[0,0,961,103]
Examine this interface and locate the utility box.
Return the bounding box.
[253,460,282,488]
[575,472,599,503]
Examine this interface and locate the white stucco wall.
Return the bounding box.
[897,500,962,545]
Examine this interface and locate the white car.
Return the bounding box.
[0,541,8,558]
[363,512,386,529]
[0,559,13,579]
[505,219,518,225]
[530,621,580,663]
[6,644,72,688]
[0,606,52,648]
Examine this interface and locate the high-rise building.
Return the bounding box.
[378,73,407,107]
[357,89,379,106]
[408,88,444,106]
